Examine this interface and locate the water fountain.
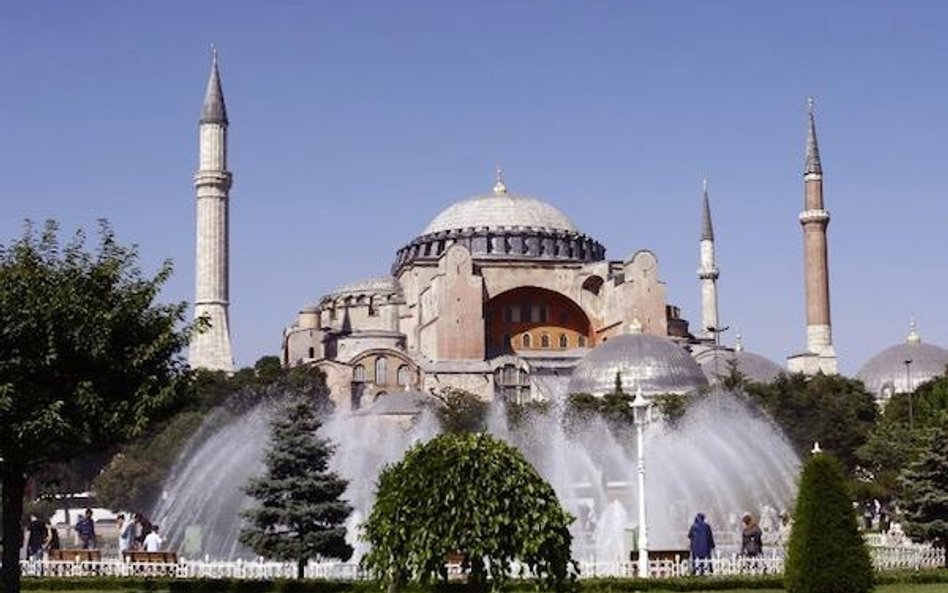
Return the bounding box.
[153,389,799,561]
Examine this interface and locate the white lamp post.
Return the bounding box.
[631,385,651,578]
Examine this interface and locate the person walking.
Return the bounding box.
[26,515,47,561]
[75,508,97,550]
[687,512,715,575]
[117,514,135,557]
[44,520,60,556]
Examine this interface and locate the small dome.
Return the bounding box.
[568,332,708,396]
[422,175,579,235]
[697,349,784,384]
[856,323,948,398]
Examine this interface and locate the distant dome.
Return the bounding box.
[856,322,948,398]
[422,173,579,235]
[696,348,784,384]
[568,331,708,396]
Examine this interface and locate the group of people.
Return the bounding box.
[687,511,779,575]
[117,512,163,553]
[24,508,164,559]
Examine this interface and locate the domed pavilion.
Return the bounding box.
[856,320,948,406]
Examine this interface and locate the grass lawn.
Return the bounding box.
[20,587,948,593]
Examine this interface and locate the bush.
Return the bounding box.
[785,453,874,593]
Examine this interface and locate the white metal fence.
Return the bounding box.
[16,544,945,580]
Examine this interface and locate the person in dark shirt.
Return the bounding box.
[26,515,47,560]
[75,509,97,550]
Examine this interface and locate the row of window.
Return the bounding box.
[352,358,412,386]
[493,332,587,349]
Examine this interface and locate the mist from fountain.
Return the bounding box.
[153,389,799,561]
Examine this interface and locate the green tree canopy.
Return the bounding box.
[897,412,948,565]
[240,393,352,578]
[745,372,877,472]
[785,453,874,593]
[0,221,191,593]
[361,433,577,592]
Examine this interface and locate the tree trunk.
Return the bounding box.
[1,463,26,593]
[296,557,305,580]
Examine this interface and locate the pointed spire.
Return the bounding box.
[907,316,921,345]
[493,166,508,195]
[701,177,714,241]
[804,97,822,175]
[201,45,228,125]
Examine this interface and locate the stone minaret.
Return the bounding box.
[189,48,235,372]
[788,99,837,374]
[697,178,719,340]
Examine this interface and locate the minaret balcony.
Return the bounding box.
[798,209,829,224]
[697,268,719,280]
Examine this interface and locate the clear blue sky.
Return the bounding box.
[3,1,947,375]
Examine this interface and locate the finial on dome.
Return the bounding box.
[907,316,921,344]
[628,316,644,334]
[734,331,744,352]
[493,166,508,195]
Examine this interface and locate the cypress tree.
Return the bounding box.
[785,452,874,593]
[240,394,353,578]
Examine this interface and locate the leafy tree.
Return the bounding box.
[855,415,922,501]
[0,221,190,593]
[433,387,488,434]
[786,453,874,593]
[504,400,552,430]
[240,393,352,578]
[885,373,948,431]
[897,413,948,566]
[745,373,877,472]
[361,433,577,592]
[652,392,689,427]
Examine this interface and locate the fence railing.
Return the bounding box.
[16,544,945,580]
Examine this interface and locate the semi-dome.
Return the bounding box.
[696,339,784,384]
[856,321,948,399]
[568,328,709,396]
[422,180,579,235]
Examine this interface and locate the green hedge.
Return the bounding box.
[19,569,948,593]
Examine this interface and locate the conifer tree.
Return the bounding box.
[898,413,948,567]
[240,394,352,578]
[785,452,873,593]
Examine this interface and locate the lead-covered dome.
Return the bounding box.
[696,343,784,385]
[568,329,708,396]
[423,186,579,234]
[392,171,606,275]
[856,322,948,400]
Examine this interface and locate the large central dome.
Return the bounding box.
[423,177,579,234]
[391,171,605,275]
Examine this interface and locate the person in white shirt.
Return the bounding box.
[143,525,162,552]
[117,514,136,555]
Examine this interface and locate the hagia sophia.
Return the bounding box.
[187,52,948,412]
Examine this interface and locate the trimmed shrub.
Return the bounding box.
[785,453,874,593]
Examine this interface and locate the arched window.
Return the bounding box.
[578,335,587,348]
[540,333,550,348]
[375,357,387,385]
[307,346,315,359]
[353,364,366,382]
[397,365,410,387]
[558,334,568,348]
[522,333,532,348]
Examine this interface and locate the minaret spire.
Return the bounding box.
[788,98,837,375]
[201,46,228,125]
[697,177,720,340]
[190,47,235,372]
